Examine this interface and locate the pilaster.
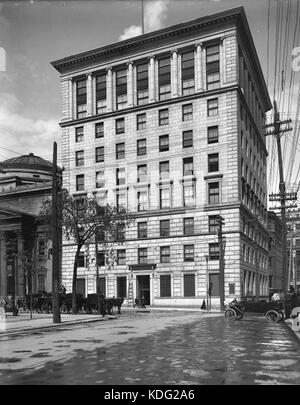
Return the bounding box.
[171,50,178,98]
[127,61,134,107]
[0,232,6,296]
[148,56,156,103]
[106,67,113,112]
[86,73,93,116]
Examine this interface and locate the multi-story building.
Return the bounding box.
[286,209,300,292]
[0,154,55,296]
[51,7,272,308]
[267,211,283,291]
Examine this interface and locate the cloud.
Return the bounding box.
[119,24,142,41]
[118,0,170,41]
[144,0,170,32]
[0,92,61,164]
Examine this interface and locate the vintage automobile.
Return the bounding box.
[224,297,286,323]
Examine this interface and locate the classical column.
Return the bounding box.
[106,67,113,112]
[148,56,156,103]
[127,61,134,107]
[72,81,77,120]
[16,232,24,296]
[220,37,226,86]
[0,232,6,296]
[92,74,96,115]
[68,79,73,120]
[86,73,92,116]
[171,50,178,97]
[195,43,203,92]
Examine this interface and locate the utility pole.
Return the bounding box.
[52,141,61,323]
[265,100,296,293]
[95,234,101,315]
[217,216,225,311]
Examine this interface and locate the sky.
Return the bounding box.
[0,0,299,197]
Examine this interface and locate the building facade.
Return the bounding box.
[52,7,272,308]
[286,209,300,292]
[267,211,283,291]
[0,154,54,297]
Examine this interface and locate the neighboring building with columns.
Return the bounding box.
[267,211,283,291]
[0,154,55,297]
[286,209,300,292]
[51,7,272,308]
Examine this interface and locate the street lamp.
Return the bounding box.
[205,255,210,311]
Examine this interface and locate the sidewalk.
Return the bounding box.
[0,312,116,335]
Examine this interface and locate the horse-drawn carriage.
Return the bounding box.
[83,294,124,315]
[224,297,288,323]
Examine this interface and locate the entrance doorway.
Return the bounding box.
[136,275,150,305]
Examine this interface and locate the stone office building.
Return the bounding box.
[0,154,55,297]
[52,7,271,308]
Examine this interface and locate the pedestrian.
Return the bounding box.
[291,290,298,309]
[201,300,206,310]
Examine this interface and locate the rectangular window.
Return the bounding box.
[97,251,105,266]
[137,63,149,105]
[182,51,195,95]
[116,168,125,186]
[117,276,127,297]
[137,164,147,183]
[207,126,218,144]
[160,246,170,263]
[182,104,193,121]
[209,215,220,233]
[160,275,171,297]
[96,170,105,189]
[98,277,106,296]
[137,113,146,130]
[117,250,126,265]
[76,79,87,119]
[75,127,84,142]
[95,122,104,138]
[208,182,219,204]
[183,218,194,235]
[95,146,104,163]
[75,150,84,167]
[209,273,220,297]
[158,57,171,100]
[184,245,194,262]
[38,275,45,293]
[160,219,170,237]
[76,174,84,191]
[183,157,193,176]
[138,248,147,264]
[160,187,170,209]
[116,69,127,110]
[137,139,146,156]
[208,153,219,172]
[96,73,107,114]
[159,135,169,152]
[207,98,218,116]
[116,117,125,134]
[183,130,193,148]
[116,142,125,160]
[159,161,169,179]
[116,193,126,209]
[76,252,85,267]
[137,190,147,211]
[159,109,169,126]
[183,183,195,207]
[138,222,147,239]
[206,44,220,90]
[209,243,219,260]
[184,274,195,297]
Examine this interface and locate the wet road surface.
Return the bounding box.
[0,311,300,385]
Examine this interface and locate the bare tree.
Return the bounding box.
[40,189,134,314]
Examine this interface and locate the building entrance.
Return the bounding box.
[136,275,150,305]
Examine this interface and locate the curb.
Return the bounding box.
[284,319,300,342]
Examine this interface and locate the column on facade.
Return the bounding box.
[244,270,249,296]
[0,232,6,296]
[195,42,203,92]
[68,78,73,120]
[16,232,24,296]
[92,74,96,115]
[171,50,178,98]
[127,61,134,107]
[72,81,77,120]
[106,67,113,112]
[148,56,156,103]
[86,73,93,116]
[220,37,226,86]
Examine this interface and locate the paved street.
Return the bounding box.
[0,310,300,385]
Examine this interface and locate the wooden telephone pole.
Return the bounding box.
[265,101,296,293]
[52,142,61,323]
